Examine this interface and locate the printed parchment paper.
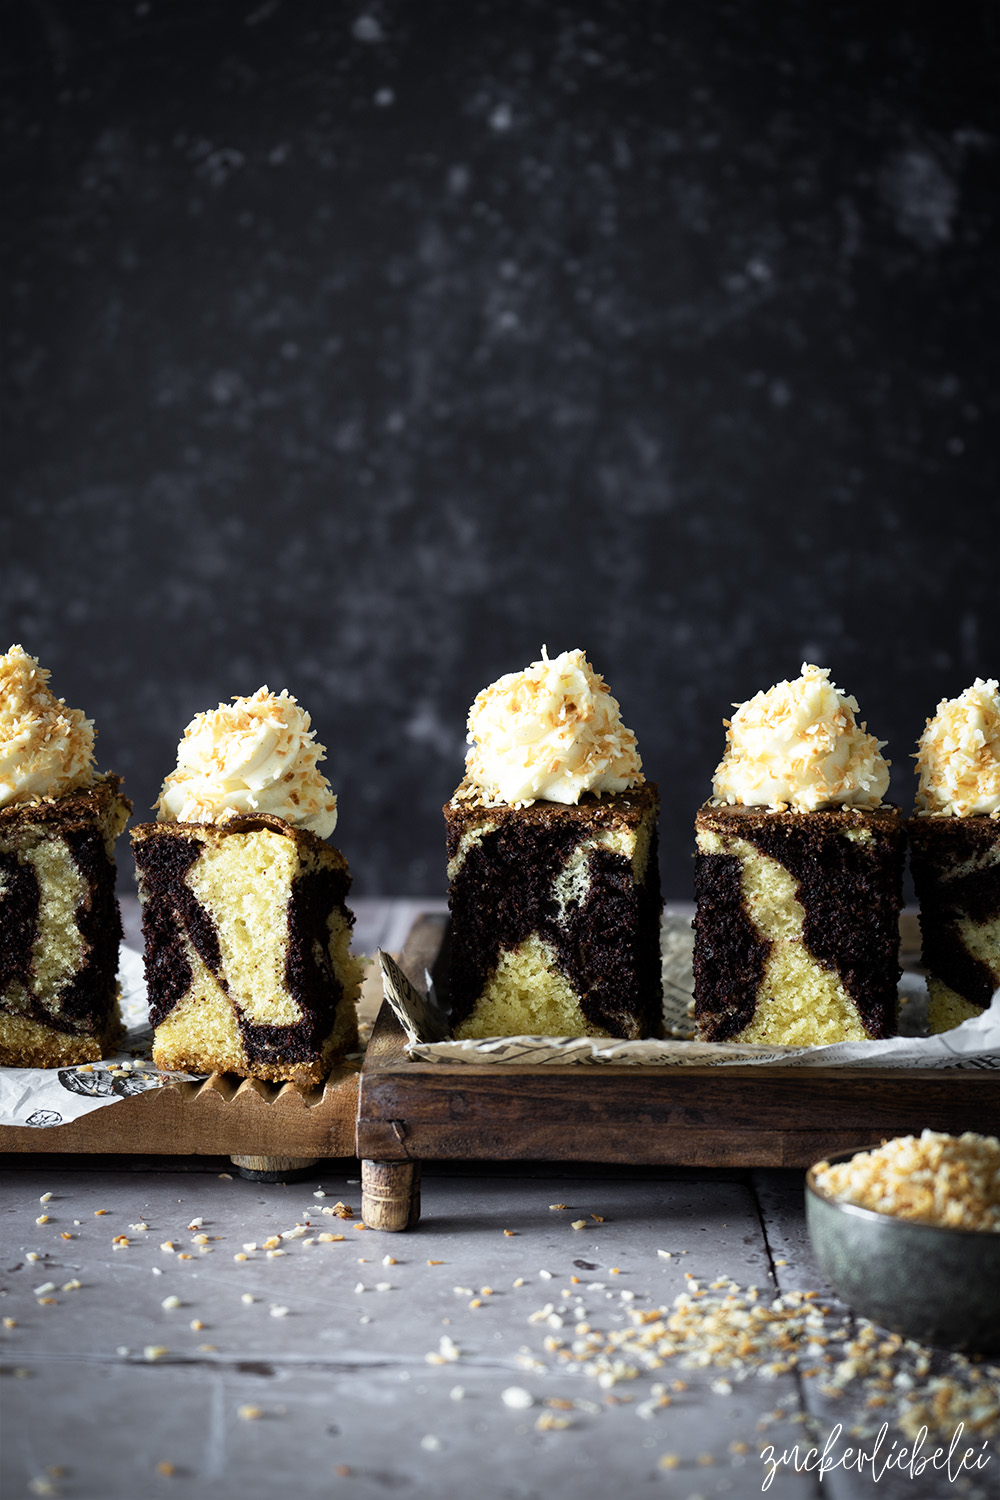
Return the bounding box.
[379,915,1000,1069]
[0,948,196,1129]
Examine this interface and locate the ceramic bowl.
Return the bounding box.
[805,1148,1000,1353]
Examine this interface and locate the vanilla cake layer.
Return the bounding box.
[693,803,904,1045]
[444,782,662,1039]
[907,815,1000,1032]
[0,776,131,1066]
[131,814,362,1085]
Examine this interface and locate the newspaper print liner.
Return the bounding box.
[0,947,200,1128]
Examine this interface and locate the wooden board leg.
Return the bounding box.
[230,1154,320,1183]
[362,1159,421,1231]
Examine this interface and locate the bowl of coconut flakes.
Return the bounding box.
[806,1130,1000,1353]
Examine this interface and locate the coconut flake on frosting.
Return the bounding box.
[0,644,97,807]
[711,663,890,812]
[460,647,643,807]
[156,686,338,837]
[914,678,1000,819]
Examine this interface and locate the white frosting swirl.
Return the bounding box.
[462,647,643,806]
[156,686,338,837]
[712,663,890,812]
[915,678,1000,818]
[0,644,97,807]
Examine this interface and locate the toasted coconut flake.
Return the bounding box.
[712,664,889,811]
[812,1130,1000,1231]
[462,647,643,806]
[915,678,1000,817]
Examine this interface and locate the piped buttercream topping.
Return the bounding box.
[461,647,643,807]
[914,678,1000,818]
[711,663,890,812]
[0,644,97,807]
[156,686,338,837]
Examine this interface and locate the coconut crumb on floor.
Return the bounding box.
[521,1277,1000,1450]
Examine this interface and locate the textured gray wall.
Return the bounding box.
[3,1,998,895]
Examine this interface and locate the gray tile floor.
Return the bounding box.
[2,1157,995,1500]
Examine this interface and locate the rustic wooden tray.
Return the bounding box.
[0,1067,361,1172]
[356,913,1000,1228]
[0,961,387,1174]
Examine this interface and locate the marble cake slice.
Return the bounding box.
[444,781,662,1039]
[907,814,1000,1032]
[0,775,131,1067]
[131,813,362,1085]
[693,802,904,1045]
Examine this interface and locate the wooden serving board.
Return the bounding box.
[356,914,1000,1227]
[0,957,389,1169]
[0,1067,361,1165]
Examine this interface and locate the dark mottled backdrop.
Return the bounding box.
[3,0,998,894]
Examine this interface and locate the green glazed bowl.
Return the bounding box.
[806,1149,1000,1354]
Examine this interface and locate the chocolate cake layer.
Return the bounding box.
[692,849,770,1039]
[0,776,131,1064]
[694,802,904,1043]
[907,815,1000,1018]
[131,813,359,1082]
[444,782,662,1039]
